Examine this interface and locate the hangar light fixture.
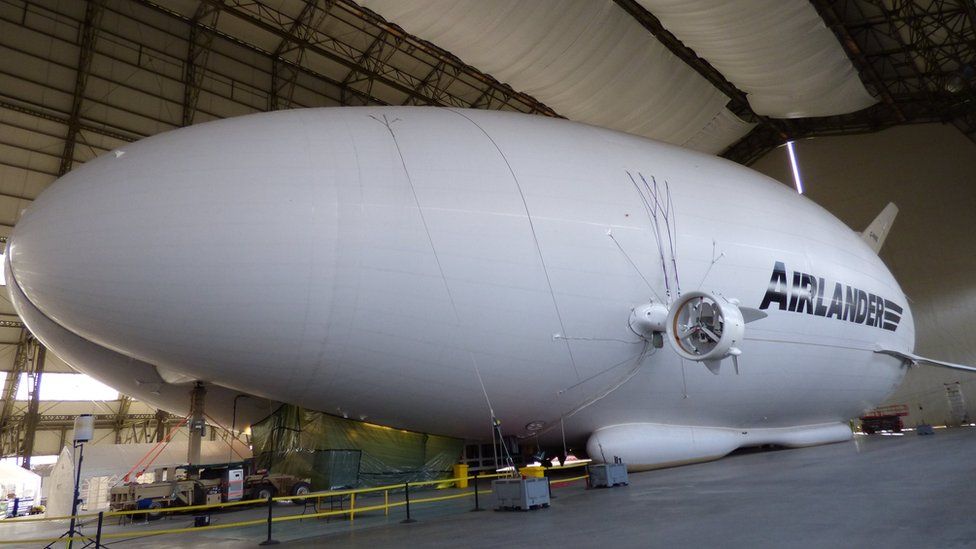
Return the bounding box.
[786,140,804,194]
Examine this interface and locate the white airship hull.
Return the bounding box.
[6,107,914,468]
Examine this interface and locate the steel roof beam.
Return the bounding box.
[269,0,335,110]
[199,0,558,115]
[182,2,221,126]
[809,0,906,122]
[613,0,790,143]
[725,0,975,164]
[57,0,104,176]
[134,0,383,109]
[0,98,139,144]
[338,0,557,115]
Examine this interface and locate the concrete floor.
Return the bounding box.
[5,427,976,548]
[294,428,976,549]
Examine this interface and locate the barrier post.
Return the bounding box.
[95,511,104,547]
[384,490,389,516]
[400,482,416,524]
[259,495,278,545]
[350,493,356,522]
[453,463,468,488]
[471,471,484,512]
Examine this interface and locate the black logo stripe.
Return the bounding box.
[759,261,903,332]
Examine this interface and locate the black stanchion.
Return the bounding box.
[471,471,484,512]
[48,440,87,549]
[401,482,416,523]
[95,511,104,547]
[259,495,279,545]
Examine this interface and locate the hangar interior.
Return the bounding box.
[0,0,974,530]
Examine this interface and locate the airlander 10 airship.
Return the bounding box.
[6,107,973,469]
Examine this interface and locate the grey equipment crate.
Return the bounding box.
[491,477,550,510]
[587,463,629,487]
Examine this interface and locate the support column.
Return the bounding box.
[0,329,31,457]
[188,382,206,467]
[153,409,169,442]
[20,345,46,469]
[113,395,132,444]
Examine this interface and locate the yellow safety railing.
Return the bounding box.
[549,474,589,485]
[0,469,588,545]
[1,510,101,523]
[109,496,268,516]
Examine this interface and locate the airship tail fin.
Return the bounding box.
[876,348,976,374]
[861,202,898,253]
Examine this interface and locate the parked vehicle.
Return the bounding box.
[109,460,310,518]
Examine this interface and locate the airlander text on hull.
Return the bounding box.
[759,261,903,332]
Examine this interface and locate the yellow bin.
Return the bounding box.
[519,466,545,478]
[453,463,469,488]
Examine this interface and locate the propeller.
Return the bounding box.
[666,291,764,374]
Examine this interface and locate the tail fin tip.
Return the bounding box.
[861,202,898,253]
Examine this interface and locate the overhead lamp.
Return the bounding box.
[786,141,804,195]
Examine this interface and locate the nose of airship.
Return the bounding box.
[7,111,337,374]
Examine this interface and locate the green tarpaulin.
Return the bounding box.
[251,405,463,489]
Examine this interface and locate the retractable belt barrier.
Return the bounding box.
[0,470,592,545]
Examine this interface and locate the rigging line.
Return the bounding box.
[607,231,663,303]
[560,417,567,458]
[663,179,681,295]
[470,353,496,419]
[640,176,669,292]
[628,171,670,298]
[532,343,653,440]
[645,175,680,295]
[558,348,649,394]
[641,177,668,258]
[449,108,581,380]
[697,240,725,290]
[494,420,517,472]
[491,416,499,475]
[369,114,496,419]
[562,342,653,420]
[680,358,688,399]
[554,333,643,344]
[643,174,681,296]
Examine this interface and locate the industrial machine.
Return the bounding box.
[859,404,909,434]
[109,461,310,517]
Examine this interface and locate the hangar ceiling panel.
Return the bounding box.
[360,0,754,153]
[637,0,877,118]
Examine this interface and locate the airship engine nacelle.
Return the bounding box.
[628,301,669,348]
[627,290,756,374]
[666,291,747,374]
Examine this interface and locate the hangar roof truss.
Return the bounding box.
[722,0,976,164]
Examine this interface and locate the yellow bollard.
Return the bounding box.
[384,490,389,516]
[350,493,356,522]
[453,463,469,488]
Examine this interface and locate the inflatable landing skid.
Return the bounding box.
[587,422,854,471]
